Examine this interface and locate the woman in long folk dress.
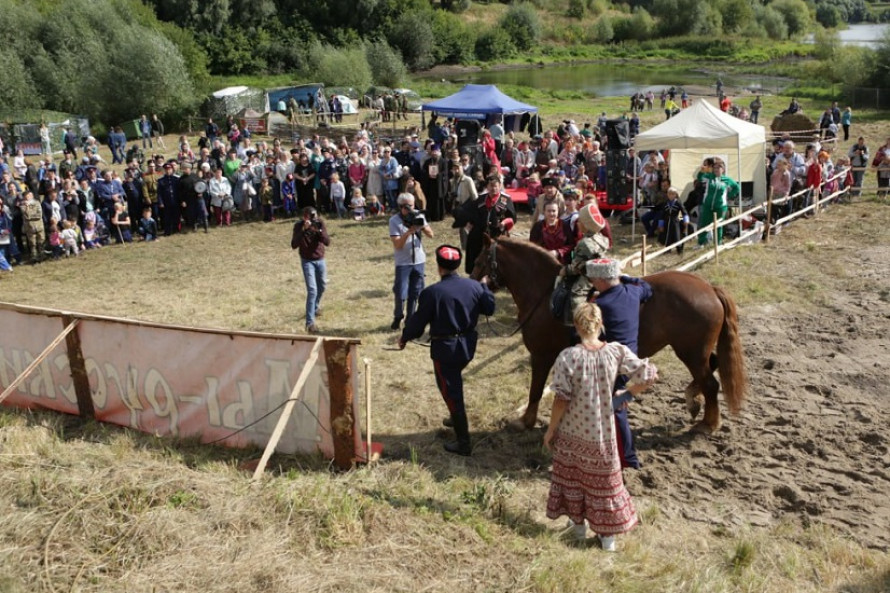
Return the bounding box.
[543,302,657,552]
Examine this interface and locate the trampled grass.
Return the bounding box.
[2,106,890,592]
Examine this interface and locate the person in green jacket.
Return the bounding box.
[696,160,740,247]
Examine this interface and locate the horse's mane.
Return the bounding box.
[497,236,562,276]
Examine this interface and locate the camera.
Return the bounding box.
[312,219,323,229]
[402,209,427,227]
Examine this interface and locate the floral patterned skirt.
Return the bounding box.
[546,432,638,535]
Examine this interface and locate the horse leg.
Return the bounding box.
[678,352,721,434]
[509,352,553,431]
[684,381,704,420]
[693,372,722,434]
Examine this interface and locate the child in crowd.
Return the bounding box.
[329,172,346,218]
[350,187,366,221]
[48,221,63,258]
[366,195,382,217]
[281,173,297,216]
[83,219,102,248]
[260,177,274,222]
[111,202,132,243]
[138,207,158,241]
[60,220,79,256]
[526,172,542,211]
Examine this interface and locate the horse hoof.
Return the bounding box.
[688,402,702,421]
[507,418,533,432]
[691,421,719,435]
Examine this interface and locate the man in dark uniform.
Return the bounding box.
[156,162,181,236]
[178,161,206,232]
[452,174,516,274]
[420,145,449,222]
[586,258,652,469]
[399,245,496,456]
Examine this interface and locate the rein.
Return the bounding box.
[481,239,552,339]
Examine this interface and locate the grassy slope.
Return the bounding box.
[1,100,890,592]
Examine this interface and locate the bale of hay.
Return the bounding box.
[770,113,817,144]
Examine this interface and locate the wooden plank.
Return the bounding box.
[0,303,361,346]
[0,320,79,405]
[325,340,357,471]
[61,314,94,418]
[251,337,324,481]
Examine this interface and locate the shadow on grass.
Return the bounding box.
[838,567,890,593]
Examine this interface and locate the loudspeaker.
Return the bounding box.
[604,119,631,151]
[455,120,480,149]
[605,149,628,205]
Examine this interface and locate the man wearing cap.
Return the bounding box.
[22,191,45,263]
[178,162,207,233]
[453,174,516,274]
[156,162,181,235]
[389,193,434,330]
[398,245,496,456]
[586,258,652,469]
[560,203,611,318]
[533,176,565,221]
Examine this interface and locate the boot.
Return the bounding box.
[443,411,471,456]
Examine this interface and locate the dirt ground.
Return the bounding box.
[614,204,890,551]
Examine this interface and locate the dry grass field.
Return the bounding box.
[1,100,890,593]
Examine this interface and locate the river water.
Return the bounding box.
[439,63,791,98]
[430,23,888,98]
[806,22,890,48]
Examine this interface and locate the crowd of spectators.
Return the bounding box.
[1,96,886,274]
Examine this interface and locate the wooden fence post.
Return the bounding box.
[641,235,647,276]
[764,194,773,244]
[713,219,719,263]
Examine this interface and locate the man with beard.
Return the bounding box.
[421,145,449,221]
[453,175,516,274]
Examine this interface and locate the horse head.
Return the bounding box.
[471,234,501,291]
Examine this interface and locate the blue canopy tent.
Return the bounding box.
[421,84,538,131]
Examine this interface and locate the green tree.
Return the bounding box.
[770,0,811,37]
[630,7,655,40]
[388,10,435,70]
[720,0,754,33]
[0,48,41,112]
[365,40,407,88]
[589,15,614,42]
[475,26,516,61]
[305,42,373,90]
[867,30,890,88]
[759,5,789,40]
[499,3,540,51]
[815,4,841,29]
[567,0,586,19]
[430,10,476,64]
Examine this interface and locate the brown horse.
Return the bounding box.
[471,235,746,434]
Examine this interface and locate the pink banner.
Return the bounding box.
[0,305,361,462]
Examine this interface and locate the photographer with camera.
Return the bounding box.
[291,206,330,334]
[389,192,434,330]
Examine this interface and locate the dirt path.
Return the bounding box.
[620,209,890,550]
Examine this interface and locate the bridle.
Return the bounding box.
[479,238,552,338]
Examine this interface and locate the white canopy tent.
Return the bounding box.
[634,99,767,206]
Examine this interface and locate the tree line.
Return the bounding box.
[2,0,888,129]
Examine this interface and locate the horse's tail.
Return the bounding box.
[714,286,747,415]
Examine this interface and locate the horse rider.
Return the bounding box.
[452,174,516,274]
[559,202,611,321]
[398,245,496,456]
[586,258,653,470]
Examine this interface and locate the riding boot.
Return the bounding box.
[444,411,471,456]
